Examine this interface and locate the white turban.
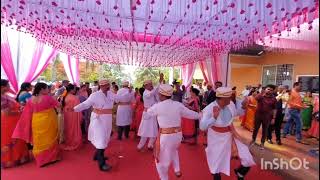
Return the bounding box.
[159,84,173,97]
[216,87,233,98]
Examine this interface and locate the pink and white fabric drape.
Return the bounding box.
[1,0,317,67]
[199,54,230,87]
[1,26,19,93]
[24,43,58,83]
[199,61,209,84]
[181,63,196,89]
[1,26,57,93]
[212,54,230,87]
[257,18,319,52]
[60,53,80,85]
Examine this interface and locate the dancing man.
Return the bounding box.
[74,80,132,171]
[200,87,255,180]
[146,84,200,180]
[116,81,135,140]
[137,80,159,151]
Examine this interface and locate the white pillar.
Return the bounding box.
[169,66,174,84]
[99,61,103,79]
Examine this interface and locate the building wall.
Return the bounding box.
[231,66,262,94]
[230,52,319,94]
[258,52,319,79]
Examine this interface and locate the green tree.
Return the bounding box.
[133,67,180,88]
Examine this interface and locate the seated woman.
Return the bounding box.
[1,79,30,168]
[61,84,82,150]
[16,82,32,105]
[181,88,200,144]
[13,82,61,167]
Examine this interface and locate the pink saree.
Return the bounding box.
[60,94,82,150]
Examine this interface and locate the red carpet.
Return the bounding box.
[1,133,283,180]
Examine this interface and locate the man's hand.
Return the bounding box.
[212,106,220,119]
[159,73,164,83]
[128,86,133,93]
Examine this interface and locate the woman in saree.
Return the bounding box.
[1,79,30,168]
[16,82,33,105]
[61,84,82,150]
[243,89,258,131]
[181,88,200,144]
[78,84,90,140]
[301,91,313,130]
[308,96,319,139]
[12,82,61,167]
[131,87,145,138]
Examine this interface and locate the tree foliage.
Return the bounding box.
[133,67,180,88]
[39,55,180,87]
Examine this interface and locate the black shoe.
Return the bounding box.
[99,164,112,172]
[147,147,154,151]
[93,157,108,161]
[267,139,274,144]
[93,154,108,161]
[234,169,244,180]
[276,140,282,145]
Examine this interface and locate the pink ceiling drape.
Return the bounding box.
[1,0,317,66]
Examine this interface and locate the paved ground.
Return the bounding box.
[234,119,319,180]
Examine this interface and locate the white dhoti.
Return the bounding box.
[116,105,132,126]
[88,113,112,149]
[137,112,158,149]
[138,111,158,137]
[156,132,182,180]
[205,128,255,176]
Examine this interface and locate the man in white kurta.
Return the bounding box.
[200,87,255,180]
[74,79,132,172]
[147,84,200,180]
[116,81,135,140]
[137,80,159,150]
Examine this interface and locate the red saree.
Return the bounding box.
[131,95,144,133]
[182,97,200,139]
[1,95,30,168]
